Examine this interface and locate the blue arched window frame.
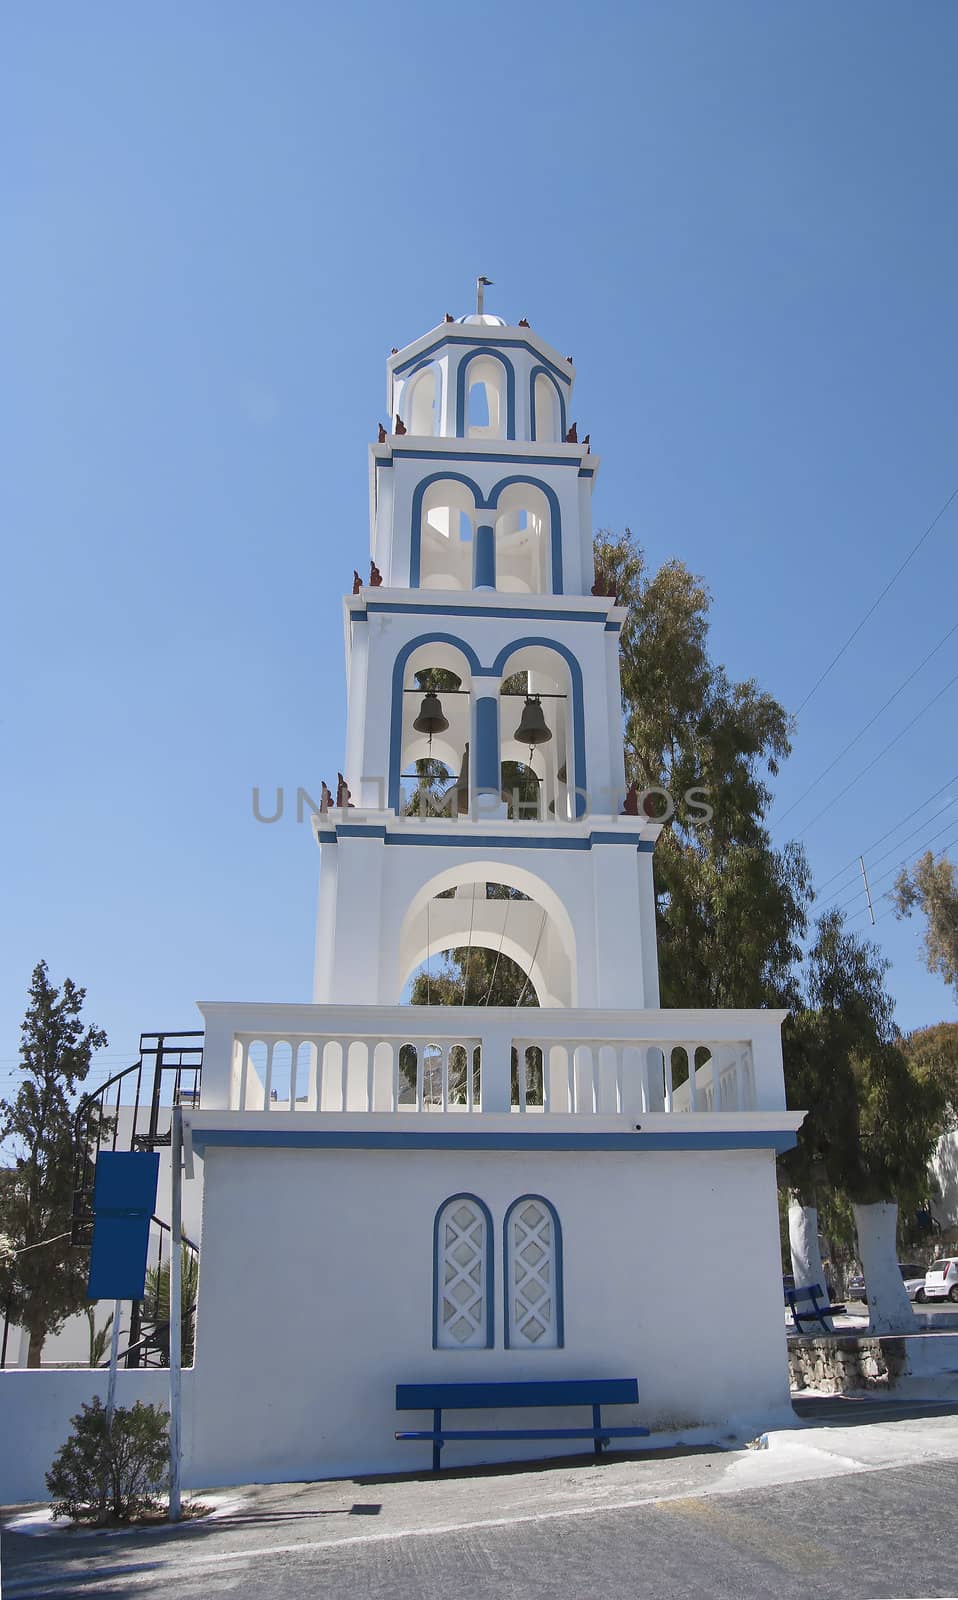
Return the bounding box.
[503,1194,564,1349]
[491,636,586,815]
[455,349,517,440]
[433,1192,495,1350]
[388,632,483,812]
[529,366,568,443]
[400,358,443,436]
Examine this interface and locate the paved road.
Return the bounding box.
[6,1401,958,1599]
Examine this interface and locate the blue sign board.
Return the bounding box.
[87,1152,160,1301]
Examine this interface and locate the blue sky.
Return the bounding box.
[3,1,957,1093]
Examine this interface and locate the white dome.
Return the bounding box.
[456,313,508,327]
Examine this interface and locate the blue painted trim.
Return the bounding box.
[604,621,621,632]
[578,468,594,479]
[475,696,500,794]
[474,525,496,589]
[409,470,563,592]
[433,1193,494,1351]
[319,827,654,853]
[192,1129,798,1154]
[394,335,572,385]
[384,450,580,468]
[486,475,563,594]
[455,349,516,441]
[504,1195,564,1350]
[492,637,585,815]
[529,366,567,443]
[388,632,483,811]
[409,472,485,587]
[369,603,600,624]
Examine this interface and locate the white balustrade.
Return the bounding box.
[199,1003,786,1116]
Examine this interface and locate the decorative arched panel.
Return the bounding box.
[504,1195,563,1349]
[433,1193,494,1349]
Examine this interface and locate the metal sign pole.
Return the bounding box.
[105,1299,122,1423]
[168,1105,183,1522]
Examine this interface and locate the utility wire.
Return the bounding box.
[793,483,958,716]
[833,830,958,917]
[515,911,548,1008]
[796,667,958,839]
[815,772,958,895]
[460,883,478,1005]
[778,618,958,824]
[822,803,958,909]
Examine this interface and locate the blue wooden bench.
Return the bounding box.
[395,1378,650,1472]
[785,1283,847,1334]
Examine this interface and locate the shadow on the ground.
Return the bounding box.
[792,1394,958,1428]
[353,1440,724,1487]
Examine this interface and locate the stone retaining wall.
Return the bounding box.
[788,1335,909,1393]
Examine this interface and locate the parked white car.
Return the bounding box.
[924,1258,958,1302]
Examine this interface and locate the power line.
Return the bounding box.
[828,814,958,911]
[795,667,958,839]
[793,483,958,716]
[822,803,958,909]
[833,829,958,917]
[777,618,958,824]
[815,773,958,895]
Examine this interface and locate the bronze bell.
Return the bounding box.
[413,691,449,743]
[514,694,552,749]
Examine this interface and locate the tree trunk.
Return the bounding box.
[26,1326,45,1367]
[853,1201,916,1335]
[788,1194,833,1331]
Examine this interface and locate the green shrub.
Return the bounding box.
[46,1396,169,1524]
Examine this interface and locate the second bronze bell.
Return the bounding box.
[514,695,552,748]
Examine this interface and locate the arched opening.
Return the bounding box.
[494,483,550,593]
[532,372,563,443]
[399,644,472,819]
[463,355,507,441]
[498,650,574,823]
[400,362,441,436]
[419,479,477,590]
[399,864,576,1008]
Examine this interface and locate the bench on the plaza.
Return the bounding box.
[395,1378,650,1472]
[786,1283,847,1334]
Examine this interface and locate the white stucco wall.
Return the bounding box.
[0,1367,192,1505]
[187,1143,790,1487]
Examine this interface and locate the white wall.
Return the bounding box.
[0,1367,193,1505]
[187,1143,789,1488]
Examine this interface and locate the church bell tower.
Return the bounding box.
[313,296,663,1015]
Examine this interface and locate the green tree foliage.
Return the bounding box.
[85,1306,114,1369]
[46,1397,169,1524]
[0,961,108,1365]
[780,910,944,1207]
[141,1248,199,1367]
[892,850,958,1000]
[593,528,810,1008]
[902,1021,958,1130]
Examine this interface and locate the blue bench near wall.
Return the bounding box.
[395,1378,650,1472]
[786,1283,847,1334]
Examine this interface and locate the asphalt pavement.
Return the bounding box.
[5,1397,958,1599]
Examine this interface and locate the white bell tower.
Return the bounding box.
[312,301,663,1012]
